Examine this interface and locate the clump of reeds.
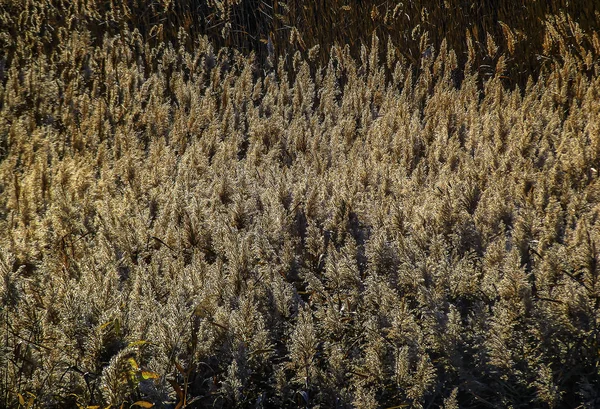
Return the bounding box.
[1,1,600,408]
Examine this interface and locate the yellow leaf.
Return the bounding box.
[128,340,150,348]
[141,371,160,380]
[98,321,112,331]
[127,357,139,371]
[131,401,154,408]
[18,393,25,405]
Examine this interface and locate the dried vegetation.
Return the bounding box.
[1,1,600,408]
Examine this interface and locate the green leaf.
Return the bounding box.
[114,318,121,336]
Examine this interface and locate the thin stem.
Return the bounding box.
[4,308,9,409]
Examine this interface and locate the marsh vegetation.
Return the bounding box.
[1,1,600,407]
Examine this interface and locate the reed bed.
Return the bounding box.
[1,1,600,408]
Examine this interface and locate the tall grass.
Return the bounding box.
[1,0,599,86]
[1,1,600,408]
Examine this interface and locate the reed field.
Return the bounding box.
[2,1,600,408]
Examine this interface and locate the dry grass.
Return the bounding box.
[1,1,600,408]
